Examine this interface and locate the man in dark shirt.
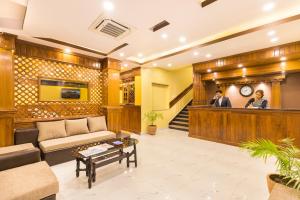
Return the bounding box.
[210,90,232,108]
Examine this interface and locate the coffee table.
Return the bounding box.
[72,137,138,189]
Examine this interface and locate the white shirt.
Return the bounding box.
[218,97,223,106]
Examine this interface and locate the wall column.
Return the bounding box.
[0,33,16,146]
[101,58,122,133]
[271,81,282,109]
[192,72,207,105]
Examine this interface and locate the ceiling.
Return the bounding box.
[1,0,300,71]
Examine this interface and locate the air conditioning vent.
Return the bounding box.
[90,16,131,39]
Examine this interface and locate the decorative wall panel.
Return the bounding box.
[14,55,103,120]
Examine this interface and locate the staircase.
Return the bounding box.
[168,102,191,132]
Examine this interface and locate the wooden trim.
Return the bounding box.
[107,43,129,55]
[169,84,193,108]
[143,13,300,65]
[35,37,106,56]
[193,41,300,73]
[214,74,286,85]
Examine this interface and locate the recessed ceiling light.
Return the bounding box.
[267,30,276,36]
[193,52,199,56]
[238,64,243,68]
[280,57,287,61]
[123,63,128,67]
[207,69,212,73]
[270,37,279,43]
[262,2,275,12]
[161,33,168,39]
[119,52,125,57]
[206,53,212,58]
[103,1,114,11]
[64,48,71,54]
[179,36,187,43]
[152,63,157,67]
[137,53,143,58]
[167,63,172,67]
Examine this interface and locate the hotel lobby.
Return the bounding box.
[1,0,300,199]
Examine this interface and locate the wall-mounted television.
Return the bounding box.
[61,88,81,99]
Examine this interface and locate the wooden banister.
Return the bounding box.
[169,84,193,108]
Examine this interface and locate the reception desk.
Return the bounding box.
[188,106,300,147]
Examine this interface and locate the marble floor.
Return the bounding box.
[51,129,276,200]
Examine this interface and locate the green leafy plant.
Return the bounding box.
[241,138,300,190]
[144,111,163,126]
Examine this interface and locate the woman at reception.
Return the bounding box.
[245,89,268,109]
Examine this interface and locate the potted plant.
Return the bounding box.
[241,138,300,197]
[144,111,163,135]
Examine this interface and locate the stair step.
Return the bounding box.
[169,124,189,132]
[181,110,188,113]
[178,114,188,118]
[171,121,188,126]
[174,117,188,122]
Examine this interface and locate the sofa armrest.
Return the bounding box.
[15,128,39,147]
[0,148,41,171]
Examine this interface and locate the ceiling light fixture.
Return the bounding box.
[138,53,143,58]
[179,36,187,43]
[238,64,243,68]
[167,63,172,67]
[193,52,199,56]
[206,53,212,58]
[207,69,212,73]
[123,63,128,67]
[262,2,275,12]
[267,30,276,36]
[64,48,71,54]
[242,75,246,78]
[153,63,158,67]
[270,37,279,43]
[119,52,124,57]
[103,1,114,11]
[161,33,168,39]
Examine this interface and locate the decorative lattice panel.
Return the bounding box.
[14,55,103,120]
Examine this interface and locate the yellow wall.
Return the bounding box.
[135,76,141,106]
[141,66,193,132]
[39,85,88,101]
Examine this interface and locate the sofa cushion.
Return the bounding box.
[37,120,67,142]
[39,131,116,153]
[65,118,89,136]
[0,161,59,200]
[87,116,107,132]
[0,143,35,155]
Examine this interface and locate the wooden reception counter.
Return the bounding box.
[188,106,300,147]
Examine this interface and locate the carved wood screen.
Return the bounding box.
[14,55,103,120]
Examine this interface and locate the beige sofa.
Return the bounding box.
[0,143,59,200]
[15,116,117,165]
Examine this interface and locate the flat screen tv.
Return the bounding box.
[61,88,80,99]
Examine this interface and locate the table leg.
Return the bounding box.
[88,158,93,189]
[92,163,96,182]
[76,158,80,177]
[133,143,137,168]
[119,149,123,164]
[126,152,130,168]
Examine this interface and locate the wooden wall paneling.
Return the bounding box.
[121,105,141,134]
[101,58,121,106]
[103,106,122,133]
[193,41,300,73]
[0,33,16,146]
[271,81,282,109]
[286,113,300,147]
[226,112,257,144]
[193,73,207,105]
[188,107,300,147]
[201,60,300,81]
[15,40,102,69]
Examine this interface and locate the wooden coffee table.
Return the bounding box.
[72,137,138,189]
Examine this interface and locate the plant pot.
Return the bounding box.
[266,174,300,195]
[147,125,157,135]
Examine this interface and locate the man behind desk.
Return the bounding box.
[210,90,232,108]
